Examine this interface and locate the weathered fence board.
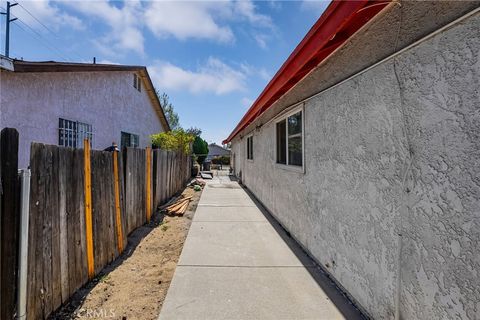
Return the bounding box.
[0,128,20,320]
[124,148,146,234]
[25,143,190,320]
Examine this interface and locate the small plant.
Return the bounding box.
[161,225,169,232]
[151,129,194,154]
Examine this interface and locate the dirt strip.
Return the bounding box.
[50,186,202,320]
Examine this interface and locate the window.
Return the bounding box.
[246,135,253,160]
[121,131,139,149]
[59,118,92,148]
[133,73,141,92]
[276,109,303,167]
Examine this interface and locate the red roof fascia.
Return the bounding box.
[224,0,390,144]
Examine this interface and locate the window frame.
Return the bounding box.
[133,73,141,92]
[121,131,140,149]
[246,134,254,161]
[58,118,93,148]
[274,104,305,173]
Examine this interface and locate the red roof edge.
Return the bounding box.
[223,0,390,144]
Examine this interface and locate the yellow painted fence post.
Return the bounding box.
[113,150,124,253]
[83,139,95,279]
[145,147,152,223]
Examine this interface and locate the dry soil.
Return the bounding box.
[50,186,202,320]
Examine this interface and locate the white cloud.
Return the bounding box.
[16,0,275,55]
[144,1,234,43]
[300,0,331,16]
[149,57,247,95]
[73,0,273,54]
[242,97,254,108]
[240,63,271,81]
[254,34,268,49]
[64,0,144,55]
[11,0,84,31]
[233,1,273,28]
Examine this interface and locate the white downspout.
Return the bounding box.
[17,169,30,320]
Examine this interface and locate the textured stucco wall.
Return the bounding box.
[0,70,165,167]
[231,13,479,320]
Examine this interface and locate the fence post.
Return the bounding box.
[145,147,152,223]
[112,151,124,254]
[0,128,20,320]
[83,139,94,279]
[17,169,30,320]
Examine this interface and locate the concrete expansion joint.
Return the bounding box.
[176,265,315,269]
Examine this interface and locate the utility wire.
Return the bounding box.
[12,20,70,61]
[1,4,83,62]
[16,1,59,39]
[15,2,85,61]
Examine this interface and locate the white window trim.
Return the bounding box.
[274,103,305,173]
[246,133,254,162]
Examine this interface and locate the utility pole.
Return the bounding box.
[1,2,18,57]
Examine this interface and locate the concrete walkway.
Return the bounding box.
[159,172,364,320]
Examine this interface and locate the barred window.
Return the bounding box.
[59,118,93,148]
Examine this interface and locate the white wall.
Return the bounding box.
[0,70,165,167]
[231,13,480,320]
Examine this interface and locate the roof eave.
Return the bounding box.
[223,0,390,144]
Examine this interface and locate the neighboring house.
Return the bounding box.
[206,143,230,161]
[225,2,479,320]
[0,58,170,167]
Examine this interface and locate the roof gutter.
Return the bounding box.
[223,0,390,144]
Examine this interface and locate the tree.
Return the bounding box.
[186,127,202,137]
[193,136,209,165]
[157,91,179,130]
[151,129,194,154]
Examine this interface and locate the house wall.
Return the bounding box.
[231,12,479,320]
[0,71,165,167]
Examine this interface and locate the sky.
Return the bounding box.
[0,0,330,144]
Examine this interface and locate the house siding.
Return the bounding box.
[0,70,165,167]
[231,13,479,320]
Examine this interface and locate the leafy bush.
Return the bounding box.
[151,129,194,154]
[212,156,230,165]
[193,136,209,165]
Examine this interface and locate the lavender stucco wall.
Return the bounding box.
[231,12,479,320]
[0,70,165,167]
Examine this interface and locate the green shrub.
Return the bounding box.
[151,129,194,154]
[211,156,230,165]
[193,136,209,165]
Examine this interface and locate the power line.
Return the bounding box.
[1,4,84,62]
[12,20,70,61]
[16,1,59,39]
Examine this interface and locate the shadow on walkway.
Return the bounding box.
[240,184,368,320]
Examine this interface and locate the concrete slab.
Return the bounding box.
[178,221,313,267]
[159,172,365,320]
[159,266,345,320]
[197,196,257,207]
[193,206,267,222]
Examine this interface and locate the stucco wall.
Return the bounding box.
[0,70,165,167]
[231,13,479,320]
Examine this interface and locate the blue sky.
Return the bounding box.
[1,0,329,144]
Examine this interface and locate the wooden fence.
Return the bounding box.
[0,128,20,320]
[26,142,191,320]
